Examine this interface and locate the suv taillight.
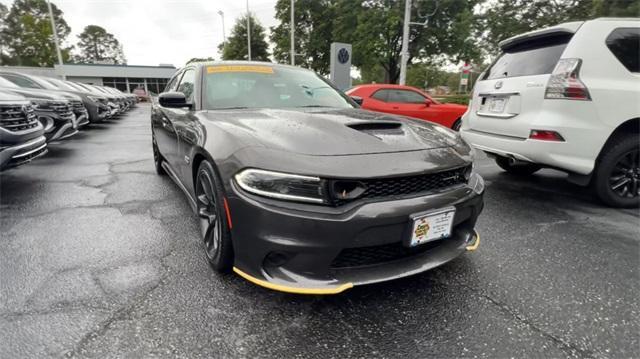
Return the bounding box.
[545,58,591,101]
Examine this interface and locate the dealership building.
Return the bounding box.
[0,63,177,94]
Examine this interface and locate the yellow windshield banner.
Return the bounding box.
[206,65,274,74]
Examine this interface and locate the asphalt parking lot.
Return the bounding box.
[0,103,638,358]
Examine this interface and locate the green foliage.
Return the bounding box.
[218,14,270,61]
[75,25,126,64]
[437,94,470,105]
[271,0,481,83]
[0,0,72,66]
[476,0,640,54]
[271,0,336,74]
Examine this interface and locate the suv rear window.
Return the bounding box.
[482,35,572,80]
[606,28,640,73]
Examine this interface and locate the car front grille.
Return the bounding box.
[329,166,470,206]
[51,101,74,120]
[0,104,40,132]
[70,100,86,113]
[330,240,444,269]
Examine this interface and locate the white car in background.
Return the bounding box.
[461,18,640,207]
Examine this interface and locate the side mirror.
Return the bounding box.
[424,99,432,107]
[350,96,364,106]
[159,92,191,109]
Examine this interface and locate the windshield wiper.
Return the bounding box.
[214,106,249,110]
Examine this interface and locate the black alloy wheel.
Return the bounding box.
[608,149,639,199]
[452,119,462,131]
[593,134,640,208]
[195,161,233,271]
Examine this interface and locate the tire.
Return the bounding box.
[452,119,462,131]
[592,134,640,208]
[195,160,234,272]
[152,133,166,176]
[495,156,541,175]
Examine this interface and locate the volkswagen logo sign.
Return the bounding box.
[494,80,503,89]
[337,48,350,64]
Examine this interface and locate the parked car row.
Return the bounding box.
[0,71,137,171]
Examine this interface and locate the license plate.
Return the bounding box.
[408,208,456,247]
[487,97,507,113]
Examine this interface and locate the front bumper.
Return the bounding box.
[75,109,90,127]
[229,183,484,294]
[0,135,48,171]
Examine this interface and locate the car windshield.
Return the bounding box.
[203,65,354,110]
[0,76,20,88]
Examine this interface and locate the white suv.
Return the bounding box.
[461,18,640,207]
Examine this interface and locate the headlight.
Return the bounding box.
[468,171,485,195]
[235,169,327,204]
[31,99,54,111]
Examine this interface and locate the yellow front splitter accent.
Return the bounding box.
[465,231,480,251]
[233,267,353,295]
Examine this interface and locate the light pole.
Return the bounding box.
[290,0,295,65]
[399,0,437,85]
[399,0,411,85]
[218,10,226,54]
[246,0,252,61]
[46,0,65,79]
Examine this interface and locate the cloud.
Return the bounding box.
[0,0,278,67]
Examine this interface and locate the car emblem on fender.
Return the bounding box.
[494,80,503,89]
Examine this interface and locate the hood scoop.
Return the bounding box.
[346,122,404,138]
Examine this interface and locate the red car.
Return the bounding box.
[346,84,468,130]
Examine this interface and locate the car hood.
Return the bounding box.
[0,89,28,102]
[0,87,68,101]
[204,108,462,156]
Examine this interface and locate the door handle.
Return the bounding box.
[392,106,399,109]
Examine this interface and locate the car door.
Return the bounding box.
[153,70,183,172]
[170,68,200,184]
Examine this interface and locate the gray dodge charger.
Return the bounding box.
[151,62,484,294]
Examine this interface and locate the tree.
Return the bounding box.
[270,0,335,74]
[75,25,126,64]
[0,0,72,66]
[476,0,640,55]
[217,14,270,61]
[270,0,480,83]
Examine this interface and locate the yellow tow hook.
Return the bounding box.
[466,230,480,251]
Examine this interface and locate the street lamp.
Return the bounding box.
[218,10,226,54]
[246,0,252,61]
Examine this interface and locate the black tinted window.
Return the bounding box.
[483,35,571,80]
[387,89,425,103]
[606,28,640,73]
[177,69,196,102]
[372,89,389,101]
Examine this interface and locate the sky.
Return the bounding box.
[0,0,280,67]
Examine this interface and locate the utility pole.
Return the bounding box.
[290,0,295,65]
[399,0,438,85]
[399,0,411,85]
[46,0,65,79]
[246,0,252,61]
[218,10,226,55]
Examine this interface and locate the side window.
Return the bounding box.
[606,28,640,73]
[177,69,196,102]
[387,90,426,104]
[164,72,182,93]
[372,89,390,102]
